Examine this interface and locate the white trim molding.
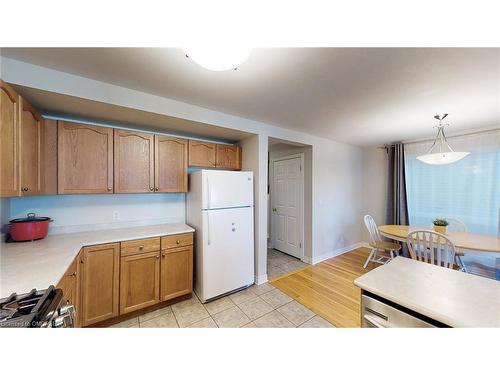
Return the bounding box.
[255,274,268,285]
[306,242,369,265]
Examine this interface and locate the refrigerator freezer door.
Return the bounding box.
[200,206,254,301]
[202,170,253,209]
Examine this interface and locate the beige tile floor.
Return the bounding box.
[267,248,308,279]
[110,248,325,328]
[111,283,334,328]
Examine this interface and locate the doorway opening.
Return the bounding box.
[267,138,312,280]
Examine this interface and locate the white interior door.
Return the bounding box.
[271,156,303,258]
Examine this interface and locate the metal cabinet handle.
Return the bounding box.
[176,240,180,244]
[107,187,112,191]
[156,255,160,259]
[70,272,77,277]
[155,187,159,191]
[162,253,166,258]
[139,246,144,250]
[22,187,29,192]
[150,187,154,191]
[364,314,392,328]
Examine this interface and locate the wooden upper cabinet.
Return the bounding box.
[58,121,113,194]
[19,97,42,195]
[155,135,188,192]
[120,251,160,314]
[114,130,154,193]
[40,119,58,195]
[188,140,216,168]
[216,144,241,170]
[0,81,20,197]
[79,243,120,326]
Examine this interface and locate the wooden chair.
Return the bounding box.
[407,230,456,269]
[363,215,401,268]
[443,217,468,272]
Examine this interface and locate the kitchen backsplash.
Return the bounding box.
[5,193,185,235]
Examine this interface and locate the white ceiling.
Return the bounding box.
[2,48,499,146]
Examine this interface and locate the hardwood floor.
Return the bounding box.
[270,247,380,328]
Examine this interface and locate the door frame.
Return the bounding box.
[269,153,305,261]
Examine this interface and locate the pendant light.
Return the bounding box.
[416,114,470,165]
[184,47,251,71]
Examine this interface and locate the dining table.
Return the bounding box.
[378,224,500,279]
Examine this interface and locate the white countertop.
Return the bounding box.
[354,257,500,327]
[0,223,194,297]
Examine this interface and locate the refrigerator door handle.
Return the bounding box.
[207,211,211,245]
[207,176,211,209]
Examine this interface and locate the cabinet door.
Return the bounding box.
[114,130,154,193]
[19,98,42,195]
[40,119,58,195]
[216,144,241,170]
[160,246,193,301]
[80,243,120,326]
[155,135,188,192]
[120,252,160,314]
[188,140,215,168]
[58,121,113,194]
[57,257,79,325]
[0,81,20,197]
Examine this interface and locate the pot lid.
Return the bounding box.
[10,213,51,223]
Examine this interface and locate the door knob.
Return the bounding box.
[22,187,29,192]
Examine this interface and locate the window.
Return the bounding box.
[405,130,500,236]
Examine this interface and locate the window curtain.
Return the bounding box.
[386,143,410,226]
[404,129,500,236]
[386,143,410,256]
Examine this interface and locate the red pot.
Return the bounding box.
[9,213,52,241]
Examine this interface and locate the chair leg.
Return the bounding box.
[364,248,376,268]
[390,250,395,259]
[455,254,467,273]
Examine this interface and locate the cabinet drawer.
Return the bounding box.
[121,237,160,257]
[161,233,193,250]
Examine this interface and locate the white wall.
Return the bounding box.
[1,57,366,277]
[0,198,11,234]
[240,135,268,283]
[8,193,185,234]
[361,146,387,241]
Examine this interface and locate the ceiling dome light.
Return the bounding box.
[416,114,470,165]
[184,47,251,71]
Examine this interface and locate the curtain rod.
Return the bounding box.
[380,126,500,149]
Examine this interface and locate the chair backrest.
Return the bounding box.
[443,217,468,232]
[407,230,456,269]
[364,215,382,246]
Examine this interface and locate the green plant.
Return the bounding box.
[433,218,449,226]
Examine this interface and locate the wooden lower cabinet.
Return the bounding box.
[160,246,193,301]
[57,257,80,326]
[120,251,160,314]
[79,243,120,326]
[70,233,193,326]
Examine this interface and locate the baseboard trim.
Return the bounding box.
[255,274,268,285]
[310,242,369,265]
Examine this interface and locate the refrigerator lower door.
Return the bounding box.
[200,206,254,301]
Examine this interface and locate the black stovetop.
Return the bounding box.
[0,286,62,328]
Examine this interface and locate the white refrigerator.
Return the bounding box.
[187,170,255,302]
